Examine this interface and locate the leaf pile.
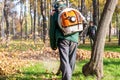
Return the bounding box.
[41,47,120,60]
[0,51,29,75]
[0,47,120,75]
[104,52,120,58]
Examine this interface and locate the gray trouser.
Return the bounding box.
[57,39,78,80]
[89,35,95,48]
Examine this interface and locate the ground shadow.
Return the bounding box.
[73,72,83,76]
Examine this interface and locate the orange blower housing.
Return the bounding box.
[60,10,83,28]
[58,8,85,35]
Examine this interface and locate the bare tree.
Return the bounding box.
[118,32,120,45]
[92,0,99,26]
[19,1,24,39]
[108,22,112,42]
[0,4,5,39]
[115,6,120,45]
[33,0,37,41]
[1,0,17,40]
[12,11,17,38]
[66,0,69,7]
[82,0,118,80]
[4,0,10,46]
[41,0,47,43]
[30,1,33,35]
[81,0,87,44]
[24,0,28,39]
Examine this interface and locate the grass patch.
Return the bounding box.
[78,41,120,53]
[0,39,119,52]
[1,62,60,80]
[104,42,120,52]
[74,58,120,80]
[2,58,120,80]
[78,43,91,51]
[0,39,44,52]
[103,58,120,80]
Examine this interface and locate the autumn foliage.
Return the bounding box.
[0,46,120,75]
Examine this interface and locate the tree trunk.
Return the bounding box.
[116,12,120,45]
[97,0,100,24]
[41,0,47,43]
[92,0,99,26]
[30,2,33,35]
[116,13,119,38]
[81,0,86,15]
[33,0,37,42]
[118,29,120,45]
[82,0,118,80]
[0,11,5,39]
[1,22,5,39]
[25,0,27,39]
[108,22,111,42]
[78,0,80,11]
[12,16,16,37]
[81,0,86,44]
[4,0,9,46]
[20,3,23,39]
[66,0,69,7]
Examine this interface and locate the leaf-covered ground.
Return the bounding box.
[0,46,120,76]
